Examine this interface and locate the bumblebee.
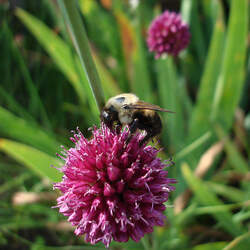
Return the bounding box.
[100,93,173,145]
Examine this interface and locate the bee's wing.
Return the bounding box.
[123,101,175,113]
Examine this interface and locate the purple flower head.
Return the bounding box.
[53,124,176,248]
[147,10,190,58]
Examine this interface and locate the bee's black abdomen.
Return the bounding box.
[132,111,162,144]
[133,111,161,129]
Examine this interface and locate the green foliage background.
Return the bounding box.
[0,0,249,249]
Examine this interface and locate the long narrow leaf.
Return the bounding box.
[156,57,185,151]
[192,242,227,250]
[181,0,206,65]
[0,86,36,124]
[182,163,244,236]
[214,124,249,174]
[16,8,88,106]
[16,8,120,118]
[93,52,121,98]
[114,10,136,90]
[207,182,245,203]
[200,0,220,41]
[188,3,225,143]
[211,0,248,129]
[131,3,153,103]
[3,22,52,130]
[16,8,99,125]
[0,139,62,182]
[0,106,60,155]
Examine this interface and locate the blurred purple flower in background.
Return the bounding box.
[147,10,190,58]
[53,124,176,247]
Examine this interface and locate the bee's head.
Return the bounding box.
[101,94,138,128]
[100,105,119,129]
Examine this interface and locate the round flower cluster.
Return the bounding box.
[53,124,176,247]
[147,10,190,58]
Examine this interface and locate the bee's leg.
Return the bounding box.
[126,118,139,144]
[139,129,157,147]
[139,132,151,146]
[140,113,162,146]
[114,122,122,134]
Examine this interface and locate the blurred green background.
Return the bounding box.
[0,0,249,249]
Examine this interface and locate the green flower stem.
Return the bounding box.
[58,0,105,111]
[141,235,151,250]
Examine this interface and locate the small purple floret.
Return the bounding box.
[147,10,190,58]
[53,124,176,247]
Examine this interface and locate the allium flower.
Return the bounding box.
[53,124,176,248]
[147,10,190,58]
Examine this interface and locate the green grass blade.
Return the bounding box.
[156,57,185,152]
[192,242,227,250]
[0,85,36,124]
[214,124,249,174]
[234,211,250,224]
[0,106,60,155]
[178,77,193,120]
[131,30,153,103]
[195,203,247,215]
[189,0,206,64]
[180,0,192,24]
[200,0,221,41]
[3,22,52,131]
[0,172,30,194]
[58,0,105,111]
[15,9,98,113]
[131,4,153,103]
[211,0,248,129]
[114,10,137,92]
[78,1,125,95]
[15,8,85,103]
[93,52,121,98]
[188,4,225,142]
[181,0,203,86]
[207,182,245,203]
[72,53,99,124]
[181,0,206,65]
[223,232,250,250]
[0,139,62,182]
[176,132,212,161]
[182,163,244,236]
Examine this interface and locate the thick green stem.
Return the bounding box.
[141,235,151,250]
[58,0,105,111]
